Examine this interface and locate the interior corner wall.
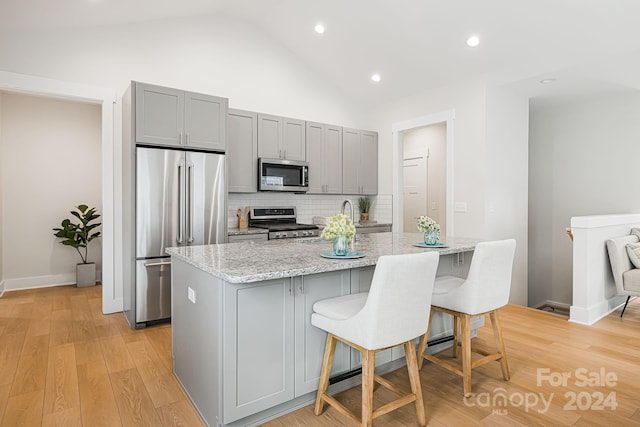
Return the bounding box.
[528,91,640,307]
[485,86,529,306]
[0,92,102,290]
[368,78,487,239]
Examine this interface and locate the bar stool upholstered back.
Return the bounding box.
[312,251,440,426]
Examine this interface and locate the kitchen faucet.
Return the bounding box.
[340,199,354,222]
[340,199,356,249]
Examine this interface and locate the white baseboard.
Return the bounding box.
[570,295,626,325]
[3,268,103,292]
[5,273,76,292]
[0,280,4,298]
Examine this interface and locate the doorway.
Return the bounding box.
[402,123,447,234]
[392,110,454,236]
[0,71,118,313]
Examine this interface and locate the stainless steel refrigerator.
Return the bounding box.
[129,146,225,327]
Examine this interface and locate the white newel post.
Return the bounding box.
[570,214,640,325]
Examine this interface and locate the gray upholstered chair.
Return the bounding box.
[606,234,640,317]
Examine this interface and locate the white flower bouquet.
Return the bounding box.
[417,216,441,239]
[321,213,356,241]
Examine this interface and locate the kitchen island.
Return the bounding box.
[167,232,480,427]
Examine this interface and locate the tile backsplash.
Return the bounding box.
[228,193,393,228]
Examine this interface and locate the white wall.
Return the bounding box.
[369,78,487,239]
[403,123,447,235]
[0,93,102,290]
[368,78,529,305]
[0,15,366,128]
[529,91,640,307]
[485,86,530,306]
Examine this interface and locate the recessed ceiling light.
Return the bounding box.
[466,35,480,47]
[539,78,558,84]
[314,23,325,34]
[371,73,381,83]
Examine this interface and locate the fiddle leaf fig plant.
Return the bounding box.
[53,204,101,264]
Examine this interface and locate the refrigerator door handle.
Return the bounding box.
[144,260,172,267]
[177,162,184,244]
[187,163,194,243]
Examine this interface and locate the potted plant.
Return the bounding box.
[53,204,101,287]
[320,213,356,256]
[358,196,371,223]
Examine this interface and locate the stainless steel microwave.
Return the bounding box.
[258,158,309,193]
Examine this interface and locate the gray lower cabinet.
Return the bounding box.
[228,109,258,192]
[342,128,378,195]
[134,81,227,151]
[306,121,343,194]
[257,113,306,161]
[223,277,295,424]
[293,271,350,396]
[221,270,349,424]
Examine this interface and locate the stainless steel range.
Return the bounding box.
[249,206,319,240]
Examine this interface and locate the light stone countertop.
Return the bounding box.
[166,232,480,284]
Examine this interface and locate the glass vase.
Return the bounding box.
[424,230,438,246]
[333,236,349,256]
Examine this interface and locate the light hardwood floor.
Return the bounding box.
[263,300,640,426]
[0,284,204,427]
[2,284,640,426]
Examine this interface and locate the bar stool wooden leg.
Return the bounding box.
[361,349,375,427]
[417,307,434,369]
[315,334,337,415]
[461,314,472,397]
[404,340,426,427]
[490,311,510,380]
[452,314,459,358]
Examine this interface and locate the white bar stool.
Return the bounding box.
[418,239,516,397]
[312,251,439,427]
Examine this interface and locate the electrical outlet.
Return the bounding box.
[188,287,196,304]
[454,202,467,213]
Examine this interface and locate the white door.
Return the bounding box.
[403,150,428,232]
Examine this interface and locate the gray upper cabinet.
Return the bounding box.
[228,109,258,192]
[135,83,183,146]
[135,82,227,151]
[184,92,226,150]
[306,122,343,194]
[257,113,306,161]
[342,128,378,195]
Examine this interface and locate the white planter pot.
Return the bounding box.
[76,262,96,287]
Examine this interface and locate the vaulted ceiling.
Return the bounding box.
[3,0,640,106]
